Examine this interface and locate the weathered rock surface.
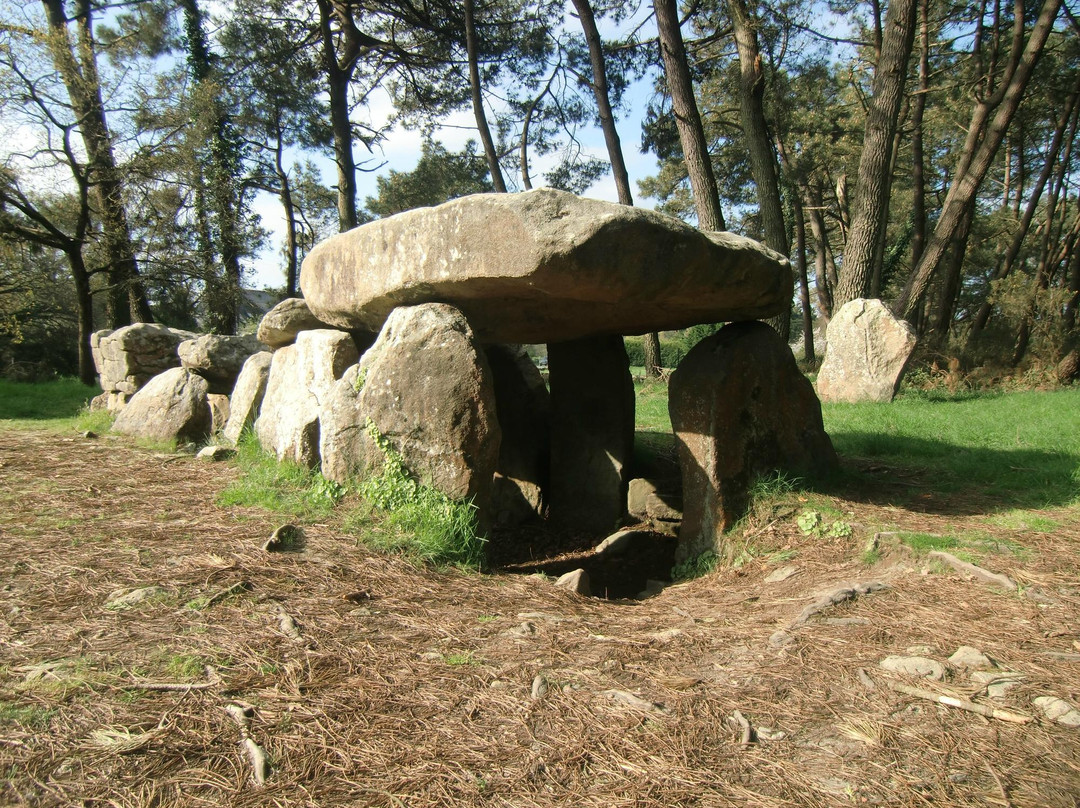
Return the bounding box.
[111,367,212,444]
[207,393,230,434]
[670,321,837,562]
[485,344,549,526]
[627,477,682,523]
[1033,696,1080,727]
[256,330,359,466]
[548,335,635,532]
[256,297,335,349]
[879,655,946,681]
[554,568,591,596]
[223,351,273,446]
[300,189,792,343]
[817,298,917,403]
[178,333,266,394]
[321,304,500,514]
[94,323,198,410]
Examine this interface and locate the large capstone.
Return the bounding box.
[111,367,212,444]
[670,321,837,563]
[816,298,917,403]
[222,351,273,446]
[321,303,500,516]
[178,333,266,395]
[255,330,360,466]
[94,323,198,411]
[300,188,792,343]
[547,335,635,532]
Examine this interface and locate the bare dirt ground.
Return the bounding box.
[1,427,1079,807]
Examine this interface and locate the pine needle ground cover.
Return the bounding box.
[1,380,1079,806]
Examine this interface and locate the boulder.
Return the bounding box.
[223,351,273,446]
[255,330,359,466]
[94,323,198,409]
[300,188,792,343]
[817,298,917,403]
[256,297,335,349]
[670,321,837,562]
[208,393,230,434]
[111,367,212,444]
[178,333,266,394]
[548,335,635,532]
[485,344,549,525]
[321,304,500,515]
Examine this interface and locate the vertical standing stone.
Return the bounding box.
[670,321,837,563]
[547,335,635,532]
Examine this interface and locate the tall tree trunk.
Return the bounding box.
[804,182,837,321]
[894,0,1064,318]
[910,0,930,268]
[792,193,815,363]
[928,202,975,347]
[181,0,243,334]
[274,131,300,297]
[42,0,152,328]
[966,72,1080,347]
[65,245,96,385]
[654,0,725,231]
[728,0,791,340]
[464,0,507,193]
[573,0,665,376]
[317,0,360,231]
[833,0,918,308]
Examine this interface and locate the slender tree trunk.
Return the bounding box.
[804,183,837,321]
[928,202,975,347]
[42,0,152,328]
[464,0,507,193]
[728,0,791,339]
[65,245,96,385]
[911,0,930,268]
[317,0,360,231]
[894,0,1063,318]
[833,0,918,308]
[274,133,300,297]
[792,193,815,363]
[654,0,725,231]
[966,72,1080,347]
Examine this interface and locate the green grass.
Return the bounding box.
[822,388,1080,507]
[217,431,347,519]
[0,377,103,428]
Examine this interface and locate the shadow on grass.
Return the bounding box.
[634,428,1078,516]
[823,432,1079,513]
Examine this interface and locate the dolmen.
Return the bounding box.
[101,188,838,565]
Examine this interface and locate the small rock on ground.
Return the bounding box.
[879,655,946,681]
[1033,696,1080,727]
[948,645,995,670]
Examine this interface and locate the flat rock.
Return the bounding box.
[817,298,916,403]
[764,565,799,583]
[300,189,792,343]
[554,568,591,596]
[257,297,335,348]
[948,645,994,670]
[196,445,236,461]
[879,655,946,681]
[1033,696,1080,727]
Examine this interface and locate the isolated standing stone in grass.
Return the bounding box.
[223,351,273,446]
[331,303,500,514]
[816,298,917,403]
[256,297,335,349]
[299,188,792,343]
[670,321,837,563]
[485,344,550,526]
[112,367,212,444]
[256,330,359,467]
[178,333,266,395]
[93,323,199,412]
[547,335,635,532]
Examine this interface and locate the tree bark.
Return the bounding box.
[66,246,96,385]
[792,193,815,363]
[910,0,930,268]
[464,0,507,193]
[42,0,152,328]
[317,0,360,230]
[654,0,725,231]
[833,0,918,308]
[274,129,300,297]
[894,0,1064,319]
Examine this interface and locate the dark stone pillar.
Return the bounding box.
[547,335,635,532]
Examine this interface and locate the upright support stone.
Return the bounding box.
[547,335,635,532]
[670,321,837,563]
